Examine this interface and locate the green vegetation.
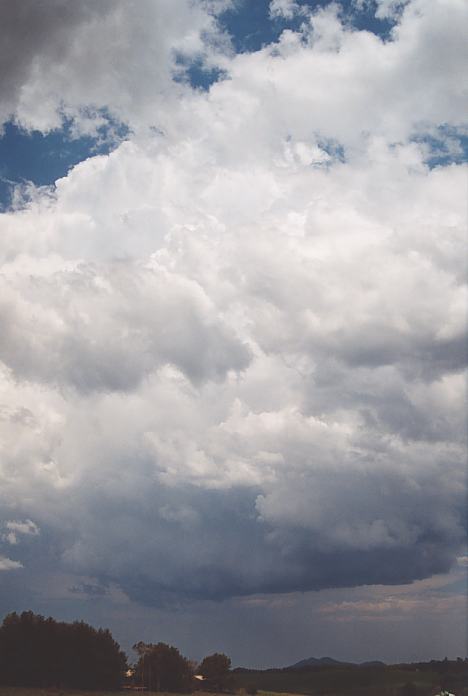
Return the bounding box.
[0,690,127,696]
[0,612,231,694]
[0,612,126,690]
[232,660,468,696]
[0,656,468,696]
[199,653,232,691]
[133,642,193,692]
[0,611,467,696]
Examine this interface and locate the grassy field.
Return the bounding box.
[1,668,468,696]
[232,666,468,696]
[0,685,434,696]
[0,686,438,696]
[234,671,431,695]
[0,690,128,696]
[0,691,223,696]
[0,692,228,696]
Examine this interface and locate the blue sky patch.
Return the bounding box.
[219,0,396,54]
[0,117,128,210]
[412,125,468,169]
[173,53,228,91]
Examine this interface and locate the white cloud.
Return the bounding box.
[2,519,40,545]
[375,0,409,19]
[319,594,466,621]
[0,555,23,571]
[269,0,306,20]
[0,0,466,606]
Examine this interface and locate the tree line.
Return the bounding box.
[0,611,231,691]
[132,642,232,692]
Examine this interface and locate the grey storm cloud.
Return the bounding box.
[69,583,109,597]
[1,460,464,605]
[0,0,227,131]
[0,0,466,631]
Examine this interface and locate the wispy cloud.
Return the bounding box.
[2,519,40,545]
[0,555,23,571]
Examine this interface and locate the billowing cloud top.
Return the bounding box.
[0,0,466,611]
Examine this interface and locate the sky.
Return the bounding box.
[0,0,466,668]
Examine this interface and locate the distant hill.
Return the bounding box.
[286,657,386,669]
[360,660,386,667]
[287,657,348,669]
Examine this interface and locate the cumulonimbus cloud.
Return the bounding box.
[0,0,466,606]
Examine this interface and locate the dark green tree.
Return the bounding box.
[198,652,232,691]
[133,641,193,692]
[0,611,127,689]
